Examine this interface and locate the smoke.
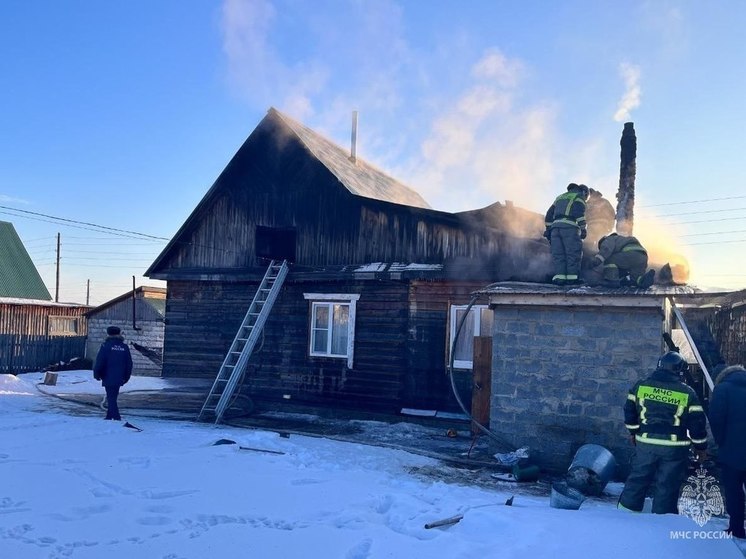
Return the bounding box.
[401,48,561,213]
[0,194,30,204]
[220,0,328,120]
[632,209,690,283]
[613,63,642,122]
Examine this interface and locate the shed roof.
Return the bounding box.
[475,281,726,308]
[272,109,431,209]
[0,221,52,300]
[86,286,167,317]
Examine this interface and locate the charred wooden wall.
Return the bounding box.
[405,280,491,410]
[706,303,746,367]
[163,279,409,410]
[161,277,486,411]
[151,117,546,280]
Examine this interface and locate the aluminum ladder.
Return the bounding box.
[198,260,289,423]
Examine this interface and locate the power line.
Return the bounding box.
[640,195,746,208]
[651,207,746,219]
[0,205,170,241]
[680,229,746,237]
[682,239,746,246]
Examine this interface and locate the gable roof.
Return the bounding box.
[145,107,433,276]
[0,221,52,300]
[272,109,431,209]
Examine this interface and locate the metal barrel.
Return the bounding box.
[550,482,585,510]
[566,444,617,496]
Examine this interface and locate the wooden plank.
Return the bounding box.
[471,336,492,435]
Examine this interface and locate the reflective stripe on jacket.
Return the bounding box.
[544,192,587,231]
[596,234,647,263]
[624,368,708,449]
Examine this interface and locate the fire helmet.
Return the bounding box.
[567,183,589,199]
[657,351,689,375]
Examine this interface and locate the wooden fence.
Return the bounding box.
[0,334,87,374]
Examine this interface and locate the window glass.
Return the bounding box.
[331,304,349,355]
[453,308,476,362]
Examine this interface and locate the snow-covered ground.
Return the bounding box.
[1,371,743,559]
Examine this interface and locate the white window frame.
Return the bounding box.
[303,293,360,368]
[48,315,80,337]
[449,304,492,369]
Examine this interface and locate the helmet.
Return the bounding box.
[657,351,689,375]
[597,232,617,250]
[566,182,580,191]
[577,184,590,199]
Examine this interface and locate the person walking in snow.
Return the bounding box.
[544,183,589,285]
[709,365,746,539]
[93,326,133,421]
[618,351,708,514]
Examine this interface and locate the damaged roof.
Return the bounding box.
[271,109,431,209]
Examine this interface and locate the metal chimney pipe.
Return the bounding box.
[350,110,358,163]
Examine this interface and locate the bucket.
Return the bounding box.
[550,482,586,510]
[566,444,617,496]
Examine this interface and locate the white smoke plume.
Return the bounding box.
[613,63,641,122]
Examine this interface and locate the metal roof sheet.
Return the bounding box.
[0,221,52,300]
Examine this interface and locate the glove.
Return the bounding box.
[543,229,551,240]
[591,256,603,269]
[580,229,587,239]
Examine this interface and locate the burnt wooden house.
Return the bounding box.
[146,108,551,412]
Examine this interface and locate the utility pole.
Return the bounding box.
[86,279,90,306]
[55,232,60,302]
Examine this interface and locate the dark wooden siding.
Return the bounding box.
[405,280,491,410]
[0,302,89,373]
[163,278,482,411]
[705,303,746,367]
[150,116,549,281]
[161,277,492,411]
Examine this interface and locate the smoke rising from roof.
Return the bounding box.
[613,63,642,122]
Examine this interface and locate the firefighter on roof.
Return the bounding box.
[544,183,589,286]
[618,351,708,514]
[591,233,656,288]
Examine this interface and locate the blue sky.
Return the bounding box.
[2,0,745,304]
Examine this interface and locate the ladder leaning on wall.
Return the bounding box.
[197,260,289,424]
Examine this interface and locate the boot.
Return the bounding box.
[638,269,656,289]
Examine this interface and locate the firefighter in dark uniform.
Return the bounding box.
[544,183,589,285]
[618,351,708,514]
[591,233,656,288]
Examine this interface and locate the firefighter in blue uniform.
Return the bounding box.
[618,351,708,514]
[544,183,589,285]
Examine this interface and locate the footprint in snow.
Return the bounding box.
[345,538,373,559]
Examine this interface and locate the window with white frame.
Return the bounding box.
[303,293,359,367]
[48,316,80,337]
[449,305,493,369]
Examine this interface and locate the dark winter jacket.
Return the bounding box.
[624,368,708,450]
[709,365,746,469]
[544,187,587,233]
[594,234,647,266]
[93,335,133,388]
